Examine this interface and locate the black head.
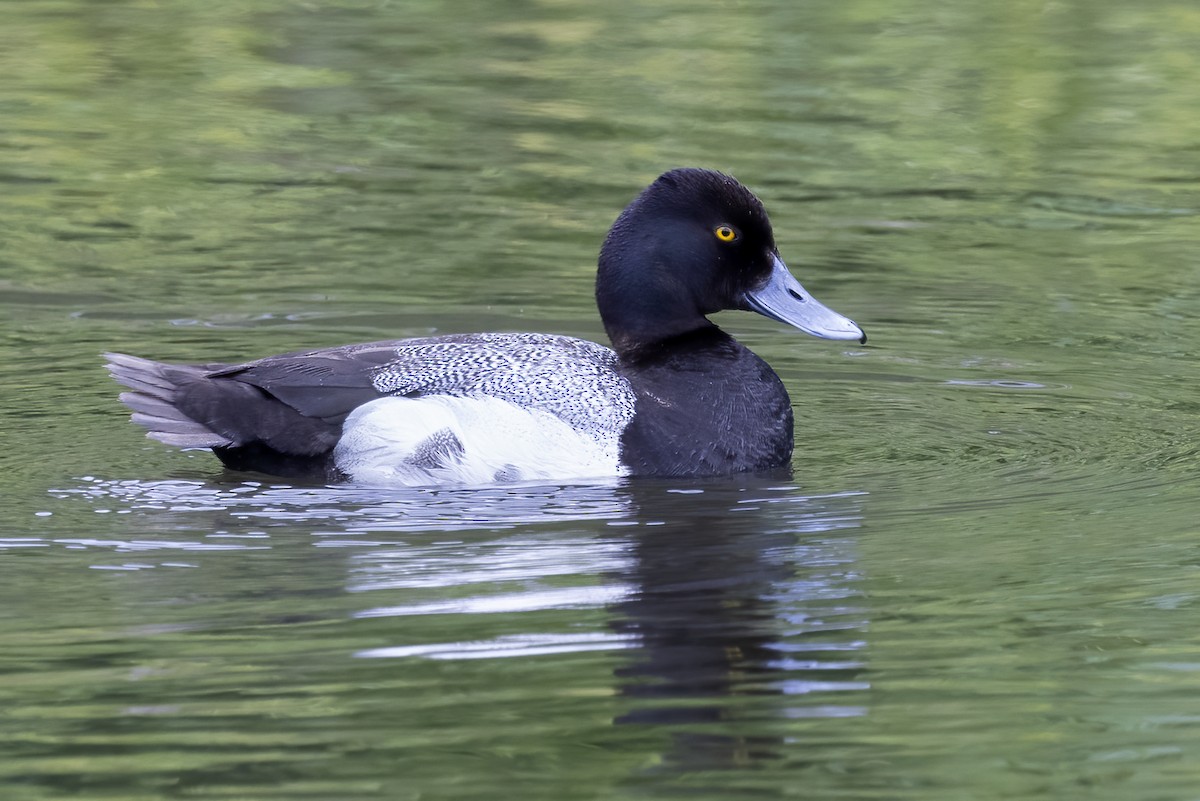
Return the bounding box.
[595,168,864,355]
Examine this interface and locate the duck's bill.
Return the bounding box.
[742,254,867,344]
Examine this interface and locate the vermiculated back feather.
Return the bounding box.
[368,334,635,441]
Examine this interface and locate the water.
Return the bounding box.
[2,0,1199,798]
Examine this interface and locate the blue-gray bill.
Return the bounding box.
[742,254,867,344]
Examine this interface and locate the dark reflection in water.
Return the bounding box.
[608,480,868,773]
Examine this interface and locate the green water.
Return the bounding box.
[2,1,1199,798]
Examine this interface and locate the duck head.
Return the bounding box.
[595,168,865,354]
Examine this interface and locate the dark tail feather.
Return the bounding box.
[104,352,234,449]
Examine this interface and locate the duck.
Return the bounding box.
[106,168,865,486]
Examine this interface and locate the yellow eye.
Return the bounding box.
[714,225,738,243]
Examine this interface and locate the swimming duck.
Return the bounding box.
[106,168,865,485]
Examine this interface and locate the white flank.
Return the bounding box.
[333,395,626,486]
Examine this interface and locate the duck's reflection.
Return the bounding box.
[53,472,869,774]
[609,479,868,769]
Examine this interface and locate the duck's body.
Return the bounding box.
[107,169,864,485]
[108,333,634,483]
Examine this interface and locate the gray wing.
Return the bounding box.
[209,332,635,438]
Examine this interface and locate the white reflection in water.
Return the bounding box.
[49,476,633,532]
[354,584,631,618]
[359,632,637,660]
[346,537,633,592]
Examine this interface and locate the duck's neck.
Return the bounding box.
[606,320,724,362]
[610,322,726,365]
[595,241,712,359]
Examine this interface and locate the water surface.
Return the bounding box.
[2,1,1199,799]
